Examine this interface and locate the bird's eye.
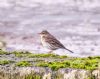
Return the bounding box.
[42,32,45,34]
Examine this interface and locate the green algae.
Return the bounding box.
[16,61,32,67]
[36,56,100,71]
[12,51,68,58]
[0,60,11,65]
[0,50,100,71]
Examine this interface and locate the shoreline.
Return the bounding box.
[0,50,99,79]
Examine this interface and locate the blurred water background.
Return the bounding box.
[0,0,100,57]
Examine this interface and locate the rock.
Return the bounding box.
[43,73,51,79]
[55,68,92,79]
[63,69,91,79]
[92,69,100,79]
[0,67,100,79]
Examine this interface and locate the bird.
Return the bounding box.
[39,30,74,53]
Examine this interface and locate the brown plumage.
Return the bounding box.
[39,30,74,53]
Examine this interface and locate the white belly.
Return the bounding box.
[41,36,52,49]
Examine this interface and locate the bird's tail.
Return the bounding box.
[65,48,74,53]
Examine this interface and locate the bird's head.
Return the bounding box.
[38,30,50,36]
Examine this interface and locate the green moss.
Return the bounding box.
[0,50,100,71]
[0,60,11,65]
[13,51,68,59]
[59,55,68,59]
[28,53,56,58]
[86,76,95,79]
[12,51,31,57]
[36,57,100,71]
[16,61,32,67]
[0,49,9,55]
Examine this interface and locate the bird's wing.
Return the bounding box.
[45,35,66,49]
[45,35,74,53]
